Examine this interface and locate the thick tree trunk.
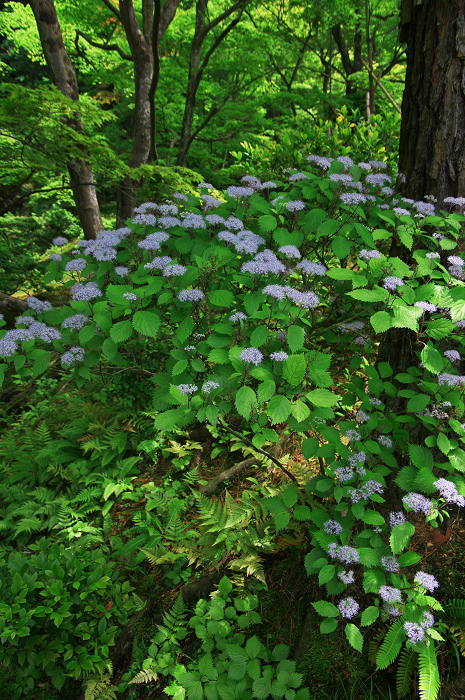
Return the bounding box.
[398,0,465,208]
[29,0,103,240]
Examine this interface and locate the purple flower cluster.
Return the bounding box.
[337,597,359,619]
[340,193,367,205]
[138,232,170,250]
[241,249,286,275]
[378,435,393,448]
[229,312,247,323]
[403,622,425,643]
[163,264,187,277]
[115,266,129,277]
[279,245,301,258]
[226,185,254,198]
[61,346,85,367]
[270,351,289,361]
[338,570,355,584]
[240,347,263,365]
[144,256,172,271]
[379,586,402,603]
[323,520,343,535]
[389,512,406,528]
[345,430,361,441]
[383,276,404,291]
[414,571,439,591]
[359,249,381,261]
[403,493,432,515]
[65,258,87,272]
[178,289,205,302]
[444,349,461,362]
[438,372,465,386]
[182,213,206,229]
[71,282,102,302]
[62,314,89,331]
[52,236,68,246]
[296,260,327,276]
[433,478,465,506]
[27,297,53,314]
[177,384,198,395]
[414,301,437,313]
[287,200,306,212]
[202,381,220,394]
[348,479,384,503]
[327,543,360,564]
[381,556,400,573]
[307,155,333,169]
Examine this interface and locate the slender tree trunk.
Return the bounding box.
[398,0,465,208]
[29,0,103,240]
[176,0,208,167]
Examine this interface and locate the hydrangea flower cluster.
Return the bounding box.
[61,346,85,367]
[403,622,425,643]
[379,586,402,603]
[176,384,198,395]
[240,347,264,365]
[380,556,400,573]
[413,572,439,592]
[178,289,205,302]
[433,478,465,506]
[327,543,360,564]
[403,493,433,515]
[338,570,355,584]
[337,597,359,619]
[389,512,406,528]
[323,520,343,535]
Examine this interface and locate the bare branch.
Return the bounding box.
[75,29,132,60]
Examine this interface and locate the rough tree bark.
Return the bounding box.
[29,0,103,240]
[398,0,465,208]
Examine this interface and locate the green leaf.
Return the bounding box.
[102,337,117,361]
[172,359,188,376]
[209,290,234,307]
[235,385,257,419]
[283,354,306,386]
[30,349,51,377]
[361,606,379,627]
[345,623,363,652]
[275,510,290,533]
[282,484,298,508]
[154,408,188,431]
[259,214,277,232]
[252,677,272,700]
[318,565,336,585]
[250,325,269,347]
[370,311,391,333]
[378,362,392,378]
[208,348,230,364]
[246,635,262,659]
[332,235,351,258]
[110,319,133,344]
[362,511,385,526]
[176,316,194,344]
[290,399,310,422]
[218,576,233,597]
[427,318,456,339]
[398,227,413,250]
[392,305,421,331]
[406,394,430,412]
[267,394,292,424]
[301,437,318,459]
[376,620,404,669]
[257,380,276,403]
[347,287,389,302]
[287,325,305,352]
[418,643,440,700]
[397,551,421,566]
[306,389,340,407]
[293,505,312,520]
[409,443,434,470]
[133,310,160,338]
[311,600,339,618]
[420,345,444,374]
[320,618,338,634]
[437,432,451,455]
[390,522,415,555]
[363,569,386,593]
[246,658,261,681]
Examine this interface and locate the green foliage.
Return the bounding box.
[0,537,136,693]
[131,577,310,700]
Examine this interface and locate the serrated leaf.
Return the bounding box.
[397,551,421,566]
[332,235,351,259]
[267,394,292,424]
[110,319,133,344]
[250,325,269,347]
[427,318,456,339]
[287,325,305,352]
[363,569,385,593]
[311,600,339,618]
[320,618,338,634]
[318,565,336,585]
[293,505,311,520]
[209,290,234,307]
[347,287,388,302]
[176,316,194,344]
[409,443,434,470]
[275,510,290,533]
[283,354,306,387]
[390,522,415,555]
[370,311,392,333]
[361,606,379,626]
[345,623,363,652]
[420,345,444,374]
[301,437,318,459]
[257,380,276,403]
[282,484,298,508]
[406,394,430,412]
[258,214,277,232]
[306,389,340,407]
[235,385,257,419]
[133,310,160,338]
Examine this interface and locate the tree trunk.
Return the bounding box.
[28,0,103,240]
[398,0,465,208]
[116,0,154,227]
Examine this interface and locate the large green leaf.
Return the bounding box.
[311,600,339,618]
[235,385,257,419]
[390,522,415,555]
[345,623,363,652]
[287,325,305,352]
[209,290,234,307]
[110,319,133,344]
[267,394,292,424]
[283,354,306,386]
[306,389,340,407]
[133,310,160,338]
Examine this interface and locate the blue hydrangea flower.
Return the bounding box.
[286,200,306,212]
[421,611,435,629]
[345,430,361,441]
[27,297,53,314]
[403,493,433,515]
[202,381,220,394]
[229,312,247,323]
[123,292,137,301]
[270,351,289,362]
[323,520,343,535]
[378,435,393,448]
[278,245,301,258]
[226,185,254,198]
[383,276,404,291]
[49,253,62,261]
[381,556,400,573]
[71,282,102,301]
[62,314,89,331]
[341,192,367,205]
[61,346,85,367]
[444,349,461,362]
[177,384,198,395]
[52,236,68,246]
[115,266,129,277]
[163,264,187,277]
[296,260,327,276]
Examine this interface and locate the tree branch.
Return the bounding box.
[99,0,122,22]
[75,29,132,60]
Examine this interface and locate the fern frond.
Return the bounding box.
[443,598,465,622]
[84,674,118,700]
[368,630,385,665]
[182,466,199,485]
[396,646,417,698]
[376,620,404,669]
[418,643,440,700]
[228,554,266,584]
[141,545,168,566]
[164,509,186,542]
[128,668,158,685]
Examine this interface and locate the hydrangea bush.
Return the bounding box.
[2,155,465,698]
